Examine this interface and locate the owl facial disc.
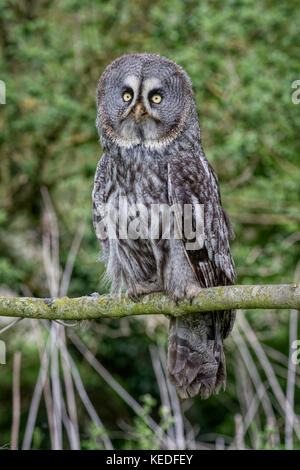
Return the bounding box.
[96,54,193,149]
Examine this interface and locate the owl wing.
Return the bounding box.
[92,153,110,259]
[167,151,236,338]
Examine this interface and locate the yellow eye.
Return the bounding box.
[151,94,162,104]
[123,92,133,102]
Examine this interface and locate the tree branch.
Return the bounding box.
[0,284,299,321]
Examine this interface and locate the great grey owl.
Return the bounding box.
[92,53,236,399]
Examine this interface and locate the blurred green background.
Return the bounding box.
[0,0,300,450]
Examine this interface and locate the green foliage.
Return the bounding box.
[121,394,174,450]
[81,424,108,450]
[0,0,299,450]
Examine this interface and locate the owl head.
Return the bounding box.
[96,53,196,149]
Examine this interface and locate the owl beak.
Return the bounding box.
[133,103,147,121]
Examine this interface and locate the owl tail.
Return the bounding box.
[167,313,226,399]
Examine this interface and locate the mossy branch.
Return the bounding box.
[0,284,299,321]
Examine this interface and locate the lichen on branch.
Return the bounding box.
[0,284,299,321]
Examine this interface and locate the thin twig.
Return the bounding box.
[285,310,298,449]
[285,259,300,449]
[41,322,113,450]
[41,187,60,297]
[149,345,176,450]
[68,331,165,440]
[158,346,186,450]
[34,320,56,449]
[238,312,300,441]
[0,318,22,335]
[60,328,80,449]
[11,351,21,450]
[232,324,280,446]
[234,414,245,449]
[59,224,85,298]
[22,338,51,450]
[50,322,63,450]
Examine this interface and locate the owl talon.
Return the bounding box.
[125,289,139,302]
[89,292,100,299]
[171,284,201,302]
[185,284,202,300]
[171,287,185,303]
[125,281,163,301]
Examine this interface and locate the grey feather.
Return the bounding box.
[93,53,236,399]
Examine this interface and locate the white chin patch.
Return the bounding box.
[113,136,172,150]
[118,117,163,148]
